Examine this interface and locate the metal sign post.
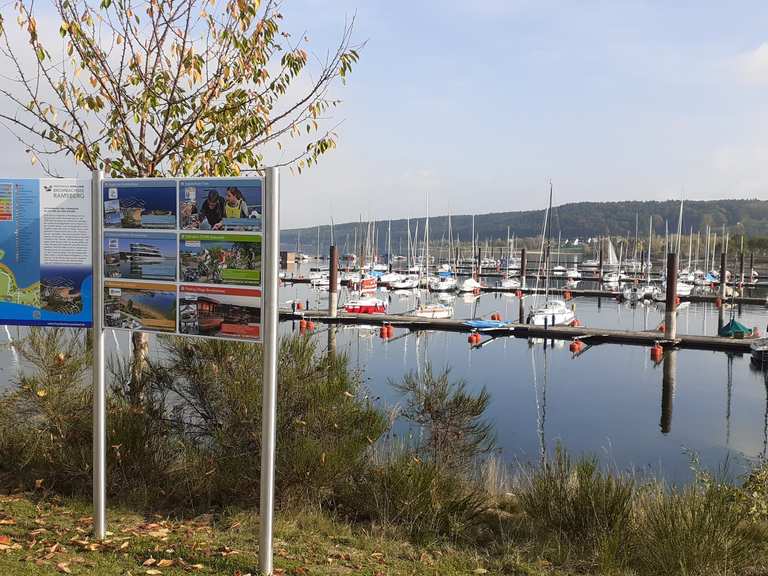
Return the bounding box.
[92,169,107,539]
[259,167,279,574]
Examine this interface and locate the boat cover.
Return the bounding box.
[718,319,752,338]
[464,320,507,330]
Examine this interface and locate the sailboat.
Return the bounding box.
[623,217,661,302]
[500,226,521,289]
[529,183,577,327]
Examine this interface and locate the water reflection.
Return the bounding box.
[660,349,675,435]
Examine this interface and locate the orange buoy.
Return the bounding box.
[473,287,481,295]
[299,319,307,330]
[564,290,572,301]
[569,340,583,353]
[715,297,722,308]
[307,321,315,331]
[571,319,581,327]
[296,301,304,310]
[675,296,681,306]
[516,290,523,298]
[468,333,475,344]
[474,333,482,344]
[385,324,393,338]
[650,343,663,362]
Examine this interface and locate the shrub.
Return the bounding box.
[394,364,495,473]
[634,479,751,575]
[0,329,387,511]
[517,447,634,548]
[335,452,488,542]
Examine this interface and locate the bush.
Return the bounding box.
[0,329,387,511]
[517,447,634,548]
[335,452,488,542]
[634,479,751,576]
[0,329,93,492]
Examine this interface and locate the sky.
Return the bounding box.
[1,1,767,228]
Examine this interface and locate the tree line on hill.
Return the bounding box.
[281,199,768,255]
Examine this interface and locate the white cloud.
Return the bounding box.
[735,42,768,84]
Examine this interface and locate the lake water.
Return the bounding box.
[1,268,767,484]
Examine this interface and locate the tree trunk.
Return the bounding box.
[130,331,149,403]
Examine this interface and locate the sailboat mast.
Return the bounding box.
[544,181,553,301]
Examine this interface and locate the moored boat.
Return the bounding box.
[344,296,387,314]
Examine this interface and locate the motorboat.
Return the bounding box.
[390,275,420,290]
[623,284,660,302]
[344,296,387,314]
[429,275,458,292]
[500,277,521,290]
[529,299,576,326]
[413,303,454,319]
[751,338,768,368]
[379,272,405,285]
[458,277,482,293]
[341,271,361,283]
[552,265,566,276]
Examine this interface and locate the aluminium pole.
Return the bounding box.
[259,168,280,575]
[91,169,106,539]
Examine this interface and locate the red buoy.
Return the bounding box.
[468,333,475,344]
[569,340,583,353]
[657,322,665,333]
[650,343,663,362]
[307,321,315,331]
[675,296,681,306]
[296,301,304,310]
[564,290,572,301]
[299,319,307,330]
[516,290,523,298]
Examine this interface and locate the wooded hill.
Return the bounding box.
[281,199,768,254]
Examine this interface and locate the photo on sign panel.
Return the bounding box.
[179,233,261,285]
[104,232,177,282]
[179,179,262,232]
[178,285,261,340]
[104,281,177,333]
[103,180,177,229]
[40,266,90,315]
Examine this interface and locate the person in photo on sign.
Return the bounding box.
[198,189,226,229]
[225,187,249,219]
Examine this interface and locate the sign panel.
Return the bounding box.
[0,179,92,327]
[101,177,263,341]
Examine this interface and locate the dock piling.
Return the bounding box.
[664,252,677,340]
[329,245,339,317]
[720,252,727,298]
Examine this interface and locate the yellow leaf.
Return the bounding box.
[36,389,47,397]
[157,559,174,567]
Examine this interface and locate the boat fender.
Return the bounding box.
[307,321,315,331]
[650,343,663,362]
[715,297,722,308]
[299,319,307,330]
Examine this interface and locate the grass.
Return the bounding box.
[0,492,562,576]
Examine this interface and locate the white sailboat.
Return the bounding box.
[529,183,576,327]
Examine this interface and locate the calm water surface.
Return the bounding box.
[1,269,767,484]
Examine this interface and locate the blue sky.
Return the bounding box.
[1,1,767,228]
[276,0,768,226]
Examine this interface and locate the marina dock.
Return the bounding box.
[280,309,757,353]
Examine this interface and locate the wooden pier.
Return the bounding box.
[280,309,757,353]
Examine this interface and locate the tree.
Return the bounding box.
[0,0,358,176]
[0,0,360,398]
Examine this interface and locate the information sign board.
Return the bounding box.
[101,177,263,341]
[0,178,92,327]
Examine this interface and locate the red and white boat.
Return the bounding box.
[344,296,388,314]
[359,275,378,292]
